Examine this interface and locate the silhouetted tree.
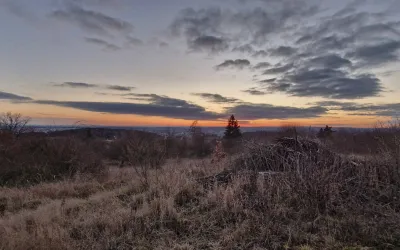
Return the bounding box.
[0,112,31,138]
[224,115,241,139]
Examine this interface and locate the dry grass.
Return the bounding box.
[1,121,400,249]
[0,137,105,186]
[1,146,400,249]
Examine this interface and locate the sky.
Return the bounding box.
[0,0,400,127]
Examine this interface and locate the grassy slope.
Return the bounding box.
[1,153,399,250]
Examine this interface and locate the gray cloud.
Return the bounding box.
[66,0,127,7]
[123,93,206,110]
[34,92,225,120]
[296,34,312,44]
[268,46,296,57]
[0,91,32,101]
[262,63,293,75]
[171,3,319,52]
[192,93,240,103]
[266,69,383,99]
[226,103,327,119]
[232,44,255,54]
[294,6,400,57]
[106,85,134,91]
[259,78,276,83]
[126,36,144,46]
[159,42,169,48]
[252,9,397,100]
[30,94,330,120]
[34,99,222,120]
[171,8,224,39]
[346,41,400,67]
[84,37,121,51]
[215,59,251,70]
[253,62,271,69]
[51,5,133,37]
[308,54,352,69]
[252,50,269,57]
[314,100,400,117]
[189,35,229,53]
[242,89,267,96]
[54,82,98,88]
[0,1,38,23]
[312,101,356,108]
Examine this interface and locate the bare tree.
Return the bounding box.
[122,132,166,188]
[0,112,31,137]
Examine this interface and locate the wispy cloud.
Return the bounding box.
[226,103,328,120]
[313,101,400,117]
[0,91,32,101]
[215,59,251,70]
[106,85,134,91]
[51,5,134,37]
[53,82,98,88]
[33,98,223,120]
[84,37,121,51]
[242,89,267,96]
[192,93,241,103]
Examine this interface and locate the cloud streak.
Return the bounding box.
[51,5,134,37]
[226,103,328,120]
[84,37,121,51]
[189,36,229,53]
[53,82,98,88]
[192,93,240,103]
[265,69,383,99]
[33,99,223,120]
[0,91,32,101]
[314,101,400,117]
[215,59,251,70]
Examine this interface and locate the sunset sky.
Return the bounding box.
[0,0,399,127]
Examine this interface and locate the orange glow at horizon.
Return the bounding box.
[3,103,390,128]
[29,113,387,128]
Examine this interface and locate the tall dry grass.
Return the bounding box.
[0,135,105,187]
[1,137,400,249]
[1,120,400,249]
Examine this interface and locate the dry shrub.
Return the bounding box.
[211,140,226,163]
[0,137,104,186]
[373,121,400,162]
[188,133,214,157]
[111,132,167,188]
[218,136,400,248]
[118,131,166,168]
[236,137,335,172]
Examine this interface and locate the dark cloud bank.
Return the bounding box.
[171,0,400,101]
[0,90,341,120]
[0,91,32,101]
[2,86,399,119]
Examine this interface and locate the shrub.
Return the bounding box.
[0,112,31,137]
[0,137,105,186]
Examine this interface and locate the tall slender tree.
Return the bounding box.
[224,115,242,139]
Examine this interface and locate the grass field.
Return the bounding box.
[1,122,400,249]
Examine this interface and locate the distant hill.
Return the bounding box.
[19,128,161,140]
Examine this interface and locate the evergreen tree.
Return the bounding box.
[224,115,242,139]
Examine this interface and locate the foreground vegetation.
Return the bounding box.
[1,113,400,249]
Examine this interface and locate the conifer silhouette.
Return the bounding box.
[224,115,242,139]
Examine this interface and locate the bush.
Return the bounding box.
[0,137,105,186]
